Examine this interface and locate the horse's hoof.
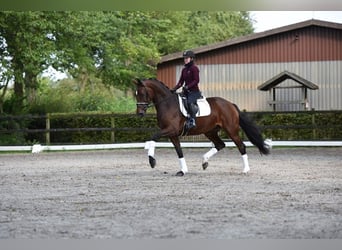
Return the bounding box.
[202,162,208,170]
[175,171,184,176]
[149,156,156,168]
[242,170,250,175]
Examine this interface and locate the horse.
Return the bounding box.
[134,78,270,176]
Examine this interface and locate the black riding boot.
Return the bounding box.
[187,103,198,129]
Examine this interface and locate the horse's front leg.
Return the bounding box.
[169,136,188,176]
[144,131,162,168]
[144,140,157,168]
[145,128,178,169]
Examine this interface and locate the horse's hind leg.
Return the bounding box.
[203,128,226,170]
[231,134,250,173]
[227,131,250,173]
[222,122,250,173]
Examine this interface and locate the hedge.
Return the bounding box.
[1,111,342,145]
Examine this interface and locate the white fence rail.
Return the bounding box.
[1,140,342,153]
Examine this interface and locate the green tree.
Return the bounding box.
[94,11,160,91]
[0,12,56,112]
[0,11,254,114]
[147,11,254,55]
[43,11,160,91]
[184,11,253,47]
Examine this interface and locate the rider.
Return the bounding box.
[171,50,202,129]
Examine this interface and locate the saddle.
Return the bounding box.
[178,94,211,117]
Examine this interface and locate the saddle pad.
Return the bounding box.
[178,95,211,117]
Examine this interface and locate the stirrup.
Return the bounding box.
[188,118,196,128]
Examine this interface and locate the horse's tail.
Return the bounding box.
[233,104,270,155]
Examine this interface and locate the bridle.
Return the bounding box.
[135,81,175,111]
[136,84,153,112]
[136,101,152,112]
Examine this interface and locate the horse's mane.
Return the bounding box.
[144,78,170,90]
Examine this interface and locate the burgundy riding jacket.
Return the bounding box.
[174,61,200,92]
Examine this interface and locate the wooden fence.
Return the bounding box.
[1,111,342,145]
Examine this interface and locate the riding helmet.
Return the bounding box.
[183,50,195,58]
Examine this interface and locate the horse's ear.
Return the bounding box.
[133,78,143,86]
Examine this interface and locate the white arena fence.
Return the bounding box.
[1,140,342,153]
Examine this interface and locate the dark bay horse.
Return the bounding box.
[134,78,270,176]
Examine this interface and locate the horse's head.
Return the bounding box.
[134,78,174,116]
[134,79,152,117]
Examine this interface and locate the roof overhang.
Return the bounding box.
[258,71,319,91]
[158,19,342,65]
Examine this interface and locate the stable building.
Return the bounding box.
[157,19,342,111]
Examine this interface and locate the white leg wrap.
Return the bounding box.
[242,154,250,173]
[203,148,218,163]
[179,158,188,173]
[32,144,43,153]
[264,138,273,150]
[144,140,156,157]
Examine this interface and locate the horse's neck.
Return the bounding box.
[147,82,176,111]
[148,83,172,104]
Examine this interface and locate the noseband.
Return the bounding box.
[136,102,151,111]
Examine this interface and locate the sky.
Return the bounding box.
[250,11,342,32]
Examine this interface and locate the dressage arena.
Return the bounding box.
[0,147,341,239]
